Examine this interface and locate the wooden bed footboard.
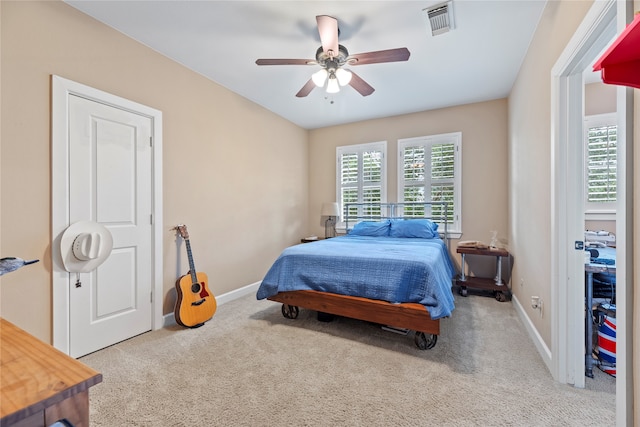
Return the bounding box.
[267,290,439,336]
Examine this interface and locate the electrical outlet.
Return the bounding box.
[520,278,525,287]
[531,296,540,309]
[531,296,543,316]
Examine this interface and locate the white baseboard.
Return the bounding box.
[512,294,552,373]
[215,281,262,305]
[162,281,261,327]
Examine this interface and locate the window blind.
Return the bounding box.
[398,133,461,233]
[337,142,387,221]
[401,143,455,221]
[586,124,617,203]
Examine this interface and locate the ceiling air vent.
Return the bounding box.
[424,1,455,36]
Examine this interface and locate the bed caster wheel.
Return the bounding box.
[459,286,468,297]
[281,304,299,319]
[414,332,437,350]
[495,292,507,302]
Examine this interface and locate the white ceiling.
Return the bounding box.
[65,1,548,130]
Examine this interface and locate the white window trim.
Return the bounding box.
[397,132,462,238]
[584,113,617,220]
[336,141,387,231]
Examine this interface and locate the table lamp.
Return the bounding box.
[321,202,340,238]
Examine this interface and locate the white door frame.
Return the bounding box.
[551,0,633,423]
[51,75,164,355]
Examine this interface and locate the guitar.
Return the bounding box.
[173,224,217,328]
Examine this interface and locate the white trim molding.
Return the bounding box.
[51,75,164,355]
[550,1,633,424]
[512,295,552,373]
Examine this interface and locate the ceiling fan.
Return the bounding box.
[255,15,410,97]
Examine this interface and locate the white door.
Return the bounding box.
[67,94,153,358]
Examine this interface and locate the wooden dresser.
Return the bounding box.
[0,318,102,427]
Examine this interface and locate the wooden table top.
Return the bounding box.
[0,318,102,421]
[456,246,509,257]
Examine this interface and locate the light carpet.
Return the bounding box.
[81,292,616,426]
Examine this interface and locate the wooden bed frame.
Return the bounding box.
[266,202,450,350]
[267,290,440,349]
[268,290,438,334]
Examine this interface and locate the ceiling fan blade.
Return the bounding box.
[349,47,410,66]
[295,79,316,98]
[316,15,339,56]
[256,59,315,66]
[348,71,375,96]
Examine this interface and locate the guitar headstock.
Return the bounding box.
[174,224,189,240]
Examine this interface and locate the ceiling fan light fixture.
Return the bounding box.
[326,74,340,93]
[335,68,352,86]
[312,68,328,87]
[256,14,408,98]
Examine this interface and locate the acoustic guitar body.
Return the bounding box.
[174,271,217,328]
[173,224,217,328]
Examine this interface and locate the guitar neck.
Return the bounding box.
[184,239,198,283]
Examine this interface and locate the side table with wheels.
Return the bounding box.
[456,246,511,302]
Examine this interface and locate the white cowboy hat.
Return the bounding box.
[60,221,113,273]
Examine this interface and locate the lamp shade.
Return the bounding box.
[326,75,340,93]
[335,68,352,86]
[321,202,340,218]
[312,68,328,87]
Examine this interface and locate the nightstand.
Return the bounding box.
[456,246,511,302]
[301,237,324,243]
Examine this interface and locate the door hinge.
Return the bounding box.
[149,136,153,147]
[150,214,153,225]
[150,291,153,303]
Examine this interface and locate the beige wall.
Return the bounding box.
[585,81,617,116]
[1,3,636,411]
[586,220,616,235]
[308,99,510,278]
[510,2,638,415]
[508,0,594,348]
[0,1,308,342]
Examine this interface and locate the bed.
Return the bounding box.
[257,202,455,349]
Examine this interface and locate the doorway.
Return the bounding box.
[551,0,633,423]
[51,75,164,357]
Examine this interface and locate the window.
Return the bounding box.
[584,114,617,218]
[398,132,461,235]
[336,141,386,223]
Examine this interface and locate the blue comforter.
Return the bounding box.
[257,235,455,319]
